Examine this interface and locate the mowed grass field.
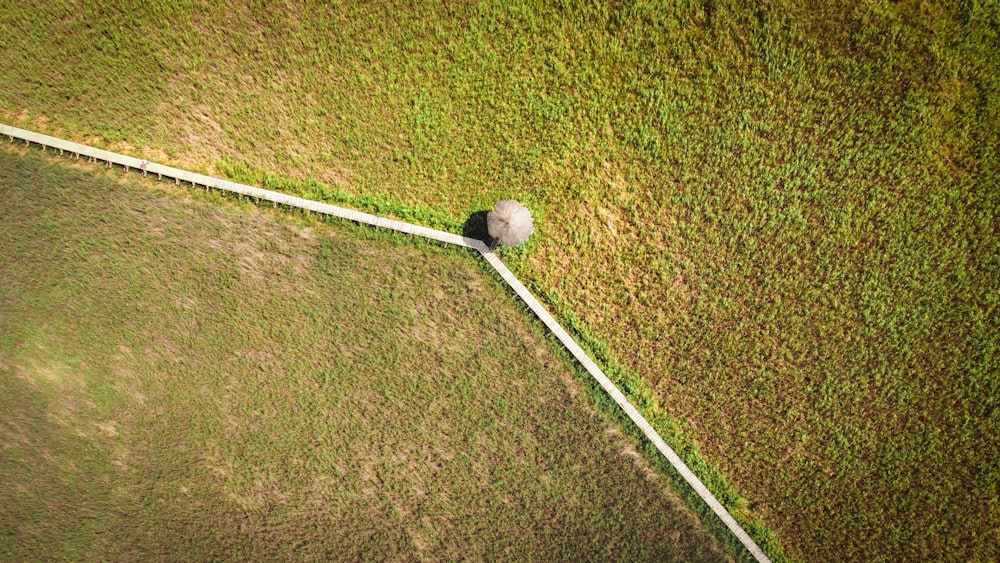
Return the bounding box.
[2,1,998,560]
[0,145,738,561]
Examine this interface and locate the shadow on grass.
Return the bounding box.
[462,210,493,246]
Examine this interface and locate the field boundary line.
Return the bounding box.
[0,123,771,563]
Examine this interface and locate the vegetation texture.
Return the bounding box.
[0,146,733,561]
[1,1,998,560]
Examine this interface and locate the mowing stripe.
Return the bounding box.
[0,123,771,562]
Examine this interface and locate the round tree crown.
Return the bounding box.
[487,200,534,247]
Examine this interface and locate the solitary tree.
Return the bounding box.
[487,200,534,249]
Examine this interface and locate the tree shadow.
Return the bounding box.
[462,210,492,244]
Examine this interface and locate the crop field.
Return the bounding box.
[2,1,998,560]
[0,145,737,560]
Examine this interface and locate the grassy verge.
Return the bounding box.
[2,1,998,560]
[0,145,736,560]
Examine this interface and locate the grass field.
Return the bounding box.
[2,1,998,560]
[0,145,736,560]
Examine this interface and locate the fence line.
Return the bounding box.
[0,123,771,563]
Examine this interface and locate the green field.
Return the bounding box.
[0,145,736,560]
[2,1,998,560]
